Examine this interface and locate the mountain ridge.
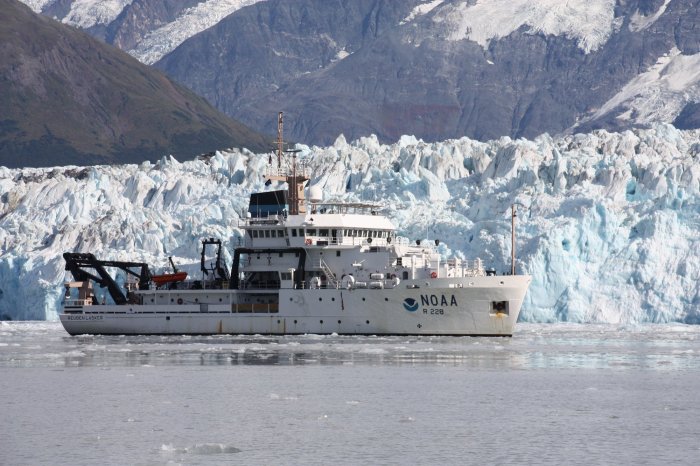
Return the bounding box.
[17,0,700,157]
[1,0,269,168]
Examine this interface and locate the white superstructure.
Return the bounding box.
[59,114,530,336]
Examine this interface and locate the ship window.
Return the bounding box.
[278,230,285,237]
[280,272,292,280]
[307,228,316,236]
[402,271,409,280]
[270,230,277,238]
[343,229,348,236]
[397,258,403,266]
[291,229,297,237]
[319,228,329,236]
[372,230,378,238]
[247,230,253,238]
[252,230,258,238]
[264,230,270,238]
[336,251,341,257]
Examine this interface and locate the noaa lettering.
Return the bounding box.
[420,294,458,306]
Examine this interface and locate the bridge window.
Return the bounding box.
[291,229,297,237]
[319,229,329,236]
[247,230,253,238]
[270,230,277,238]
[264,230,270,238]
[307,228,316,236]
[278,230,285,237]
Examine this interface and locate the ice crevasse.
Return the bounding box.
[0,124,699,323]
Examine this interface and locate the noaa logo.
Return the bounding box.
[403,298,419,312]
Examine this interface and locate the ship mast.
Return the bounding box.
[276,111,283,168]
[266,112,308,215]
[511,204,516,275]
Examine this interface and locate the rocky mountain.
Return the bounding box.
[155,0,700,145]
[23,0,265,63]
[1,0,269,168]
[21,0,700,147]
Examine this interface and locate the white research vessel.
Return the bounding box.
[60,114,531,336]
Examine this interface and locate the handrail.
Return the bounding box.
[317,258,339,288]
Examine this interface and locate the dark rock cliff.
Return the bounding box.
[155,0,700,145]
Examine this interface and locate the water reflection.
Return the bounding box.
[1,322,698,370]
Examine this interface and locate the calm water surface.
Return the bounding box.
[1,322,699,465]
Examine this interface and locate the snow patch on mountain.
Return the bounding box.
[62,0,134,29]
[22,0,56,13]
[128,0,264,65]
[2,125,700,324]
[578,48,700,128]
[425,0,616,54]
[629,0,671,32]
[401,0,444,25]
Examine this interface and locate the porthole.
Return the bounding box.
[331,297,335,301]
[294,320,298,324]
[338,320,341,324]
[166,316,170,321]
[277,320,281,324]
[366,320,370,325]
[319,297,322,301]
[362,297,366,301]
[384,298,388,301]
[170,298,174,303]
[320,320,324,324]
[290,298,293,301]
[219,298,222,302]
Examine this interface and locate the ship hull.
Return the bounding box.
[60,276,531,336]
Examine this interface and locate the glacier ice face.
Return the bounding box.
[1,125,700,323]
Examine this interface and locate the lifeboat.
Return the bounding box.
[151,272,188,286]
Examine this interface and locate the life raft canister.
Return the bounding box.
[430,271,438,279]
